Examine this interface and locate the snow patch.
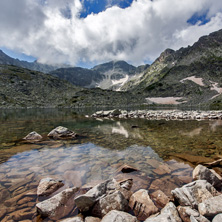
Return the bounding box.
[146,97,186,104]
[180,76,205,86]
[210,81,222,99]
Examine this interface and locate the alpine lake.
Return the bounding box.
[0,108,222,221]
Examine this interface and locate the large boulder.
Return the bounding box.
[198,195,222,218]
[92,190,128,217]
[37,177,64,196]
[48,126,77,139]
[36,187,79,219]
[74,179,132,216]
[23,131,42,141]
[100,210,138,222]
[171,180,218,209]
[129,189,158,221]
[192,165,222,190]
[145,202,182,222]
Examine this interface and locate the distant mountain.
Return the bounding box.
[0,50,66,73]
[50,60,149,91]
[122,29,222,106]
[0,65,146,108]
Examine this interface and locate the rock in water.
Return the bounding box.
[48,126,77,139]
[171,180,218,209]
[37,177,64,196]
[74,178,133,215]
[129,189,158,221]
[192,165,222,190]
[36,187,79,219]
[23,131,42,141]
[145,202,182,222]
[198,195,222,218]
[100,210,138,222]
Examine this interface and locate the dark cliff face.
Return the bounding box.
[49,60,148,90]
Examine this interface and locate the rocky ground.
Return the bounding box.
[91,109,222,120]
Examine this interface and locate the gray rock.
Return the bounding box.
[60,216,84,222]
[177,206,210,222]
[74,179,116,212]
[129,189,158,221]
[23,131,42,141]
[145,202,182,222]
[36,187,79,218]
[37,177,64,196]
[92,190,128,217]
[192,165,222,190]
[171,180,218,209]
[48,126,77,139]
[74,178,132,213]
[198,195,222,218]
[212,213,222,222]
[100,210,138,222]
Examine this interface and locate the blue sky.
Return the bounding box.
[0,0,222,67]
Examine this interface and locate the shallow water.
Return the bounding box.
[0,109,222,221]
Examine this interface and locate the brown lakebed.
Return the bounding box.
[0,109,222,221]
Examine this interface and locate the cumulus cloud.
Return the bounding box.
[0,0,222,66]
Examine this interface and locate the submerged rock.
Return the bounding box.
[37,177,64,196]
[23,131,42,141]
[171,180,218,209]
[192,165,222,190]
[100,210,138,222]
[48,126,77,139]
[129,189,158,221]
[36,187,79,219]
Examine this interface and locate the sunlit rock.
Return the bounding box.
[48,126,77,139]
[23,131,42,141]
[172,180,219,209]
[100,210,138,222]
[37,177,64,196]
[129,189,158,221]
[193,165,222,190]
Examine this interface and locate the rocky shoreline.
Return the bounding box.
[91,109,222,120]
[35,163,222,222]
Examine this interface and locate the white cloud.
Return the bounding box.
[0,0,221,66]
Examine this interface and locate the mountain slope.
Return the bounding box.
[122,29,222,105]
[0,65,146,108]
[50,60,149,91]
[0,50,65,73]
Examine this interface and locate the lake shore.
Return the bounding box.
[91,109,222,120]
